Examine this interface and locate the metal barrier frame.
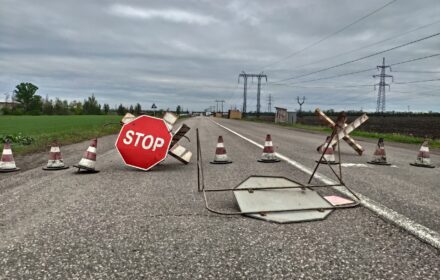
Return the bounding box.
[196,115,360,216]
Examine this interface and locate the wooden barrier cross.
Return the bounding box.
[315,108,368,155]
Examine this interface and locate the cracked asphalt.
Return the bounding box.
[0,116,439,279]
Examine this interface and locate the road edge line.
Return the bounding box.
[210,118,440,250]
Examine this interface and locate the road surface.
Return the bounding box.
[0,116,439,279]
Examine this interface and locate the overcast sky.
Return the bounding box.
[1,0,439,112]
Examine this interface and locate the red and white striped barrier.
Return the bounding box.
[73,138,100,173]
[368,138,391,166]
[43,142,69,170]
[258,134,280,163]
[0,143,20,172]
[410,139,435,168]
[210,136,232,164]
[315,108,367,155]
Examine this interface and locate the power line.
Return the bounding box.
[283,53,440,85]
[392,70,440,74]
[390,53,440,66]
[260,0,398,70]
[281,18,440,72]
[273,31,440,83]
[394,78,440,84]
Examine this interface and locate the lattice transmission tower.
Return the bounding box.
[373,57,393,113]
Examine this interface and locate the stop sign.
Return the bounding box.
[115,115,173,171]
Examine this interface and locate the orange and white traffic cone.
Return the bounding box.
[410,139,435,168]
[73,138,100,173]
[258,134,280,163]
[367,138,391,166]
[316,136,338,164]
[43,141,69,170]
[210,136,232,164]
[0,142,20,172]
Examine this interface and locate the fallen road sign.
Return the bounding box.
[115,115,172,171]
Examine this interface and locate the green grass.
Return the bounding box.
[242,118,440,149]
[0,115,122,155]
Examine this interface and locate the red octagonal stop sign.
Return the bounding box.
[115,115,172,171]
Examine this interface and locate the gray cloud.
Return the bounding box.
[1,0,439,112]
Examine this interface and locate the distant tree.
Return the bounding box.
[129,105,134,114]
[103,104,110,114]
[134,103,142,115]
[176,105,181,115]
[117,104,127,115]
[28,94,43,115]
[53,98,69,115]
[42,95,54,115]
[69,101,83,115]
[83,94,101,115]
[14,82,41,113]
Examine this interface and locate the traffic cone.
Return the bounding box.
[316,136,338,165]
[43,141,69,170]
[0,142,20,173]
[367,138,391,166]
[73,138,100,173]
[210,136,232,164]
[410,139,435,168]
[258,134,280,163]
[316,136,336,153]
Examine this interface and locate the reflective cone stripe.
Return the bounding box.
[0,143,18,170]
[414,140,432,165]
[368,138,390,165]
[45,143,68,169]
[259,134,279,162]
[49,146,62,160]
[77,139,98,169]
[215,136,226,155]
[1,149,13,161]
[374,147,386,156]
[83,146,97,161]
[417,144,430,158]
[211,136,232,163]
[262,135,274,153]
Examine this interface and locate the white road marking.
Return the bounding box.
[340,163,370,167]
[210,118,440,249]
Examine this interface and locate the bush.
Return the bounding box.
[0,133,35,145]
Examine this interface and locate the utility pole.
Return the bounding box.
[267,94,273,112]
[373,57,393,113]
[238,71,248,114]
[151,103,157,116]
[238,71,267,116]
[297,96,305,114]
[215,100,225,114]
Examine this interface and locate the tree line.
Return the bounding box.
[2,82,143,116]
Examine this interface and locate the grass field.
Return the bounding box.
[243,118,440,149]
[0,115,122,154]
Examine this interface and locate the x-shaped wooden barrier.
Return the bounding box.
[315,108,368,155]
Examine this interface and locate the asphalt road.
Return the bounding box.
[0,116,439,279]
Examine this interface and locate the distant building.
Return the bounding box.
[0,101,19,110]
[287,111,297,124]
[228,109,242,119]
[275,107,288,123]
